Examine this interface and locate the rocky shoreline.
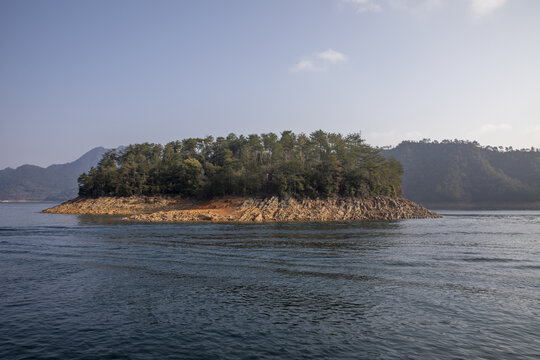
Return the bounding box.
[42,196,441,223]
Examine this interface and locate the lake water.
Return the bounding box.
[0,203,539,359]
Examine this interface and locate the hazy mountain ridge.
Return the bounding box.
[3,141,540,208]
[0,147,108,201]
[382,141,540,208]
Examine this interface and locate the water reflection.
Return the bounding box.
[77,215,128,226]
[87,220,405,254]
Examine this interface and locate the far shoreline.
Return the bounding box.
[420,202,540,211]
[4,198,537,211]
[1,200,59,203]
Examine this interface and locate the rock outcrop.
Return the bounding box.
[43,196,441,222]
[42,196,191,215]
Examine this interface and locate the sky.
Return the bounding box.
[1,0,539,169]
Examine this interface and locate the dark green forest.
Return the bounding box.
[78,131,403,199]
[382,140,540,208]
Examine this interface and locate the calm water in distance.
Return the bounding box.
[1,203,539,359]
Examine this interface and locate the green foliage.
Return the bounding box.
[78,131,404,199]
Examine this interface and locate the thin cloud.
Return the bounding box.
[317,49,347,63]
[389,0,442,12]
[291,49,347,72]
[343,0,442,13]
[291,60,322,72]
[343,0,382,13]
[343,0,508,16]
[471,0,509,16]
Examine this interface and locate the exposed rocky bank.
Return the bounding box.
[42,196,441,222]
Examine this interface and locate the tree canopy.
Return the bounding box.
[78,131,403,199]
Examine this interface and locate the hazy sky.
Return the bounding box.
[1,0,539,168]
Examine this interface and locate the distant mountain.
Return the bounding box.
[5,140,540,208]
[0,147,108,201]
[382,141,540,209]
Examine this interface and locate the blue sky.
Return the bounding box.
[1,0,539,168]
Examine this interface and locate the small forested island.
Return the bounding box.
[43,131,440,222]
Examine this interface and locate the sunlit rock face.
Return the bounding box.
[43,196,441,223]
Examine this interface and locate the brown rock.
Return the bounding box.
[43,195,442,223]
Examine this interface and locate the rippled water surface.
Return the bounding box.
[1,203,539,359]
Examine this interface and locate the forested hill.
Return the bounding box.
[78,131,404,199]
[381,140,540,208]
[0,147,108,201]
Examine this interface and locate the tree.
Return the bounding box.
[78,130,405,200]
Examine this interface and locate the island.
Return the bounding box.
[43,131,441,222]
